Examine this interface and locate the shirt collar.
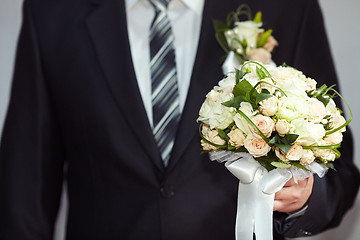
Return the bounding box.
[126,0,204,15]
[181,0,204,15]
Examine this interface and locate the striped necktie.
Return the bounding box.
[149,0,180,166]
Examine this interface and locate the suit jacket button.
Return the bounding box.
[160,186,175,198]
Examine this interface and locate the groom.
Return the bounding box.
[0,0,358,239]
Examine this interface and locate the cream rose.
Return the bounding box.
[244,134,271,157]
[300,149,315,165]
[201,125,226,151]
[249,48,271,64]
[313,140,336,162]
[275,147,288,162]
[305,78,317,92]
[331,110,347,133]
[250,115,275,138]
[228,128,246,148]
[324,132,343,145]
[263,35,278,52]
[308,98,326,123]
[285,143,303,161]
[259,96,278,116]
[275,119,290,135]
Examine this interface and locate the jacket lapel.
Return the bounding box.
[86,0,164,171]
[167,2,224,171]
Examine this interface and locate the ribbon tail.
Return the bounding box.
[235,182,255,240]
[254,192,275,240]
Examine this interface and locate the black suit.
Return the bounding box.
[0,0,358,239]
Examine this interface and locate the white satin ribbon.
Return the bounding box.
[222,51,241,75]
[209,151,327,240]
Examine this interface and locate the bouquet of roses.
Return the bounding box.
[197,61,352,240]
[213,4,278,66]
[198,61,351,172]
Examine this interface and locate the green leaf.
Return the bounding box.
[222,95,245,108]
[235,68,247,83]
[256,66,268,80]
[281,134,299,145]
[253,11,262,23]
[271,161,291,169]
[218,129,230,141]
[213,19,231,52]
[332,148,341,158]
[317,95,331,107]
[256,153,278,171]
[257,29,272,48]
[325,162,336,171]
[257,159,276,171]
[233,79,254,97]
[256,92,273,106]
[275,143,292,155]
[268,134,279,145]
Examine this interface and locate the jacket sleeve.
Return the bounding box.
[0,1,65,239]
[273,0,360,237]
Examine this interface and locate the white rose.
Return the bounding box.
[217,74,236,95]
[275,119,290,135]
[234,102,256,135]
[250,115,275,138]
[228,128,246,148]
[270,66,307,97]
[198,90,236,130]
[259,96,278,116]
[244,134,271,157]
[201,125,226,151]
[300,149,315,165]
[324,132,343,145]
[243,72,260,87]
[325,99,337,114]
[276,96,308,122]
[249,48,271,64]
[307,98,326,123]
[232,21,263,53]
[291,119,326,146]
[285,143,303,161]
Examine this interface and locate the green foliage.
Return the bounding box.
[269,134,299,155]
[213,19,231,52]
[253,11,262,23]
[257,29,272,47]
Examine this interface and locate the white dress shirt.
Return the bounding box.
[125,0,204,127]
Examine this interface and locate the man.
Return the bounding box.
[0,0,358,239]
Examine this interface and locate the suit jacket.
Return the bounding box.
[0,0,359,239]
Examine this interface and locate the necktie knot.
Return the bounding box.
[149,0,170,12]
